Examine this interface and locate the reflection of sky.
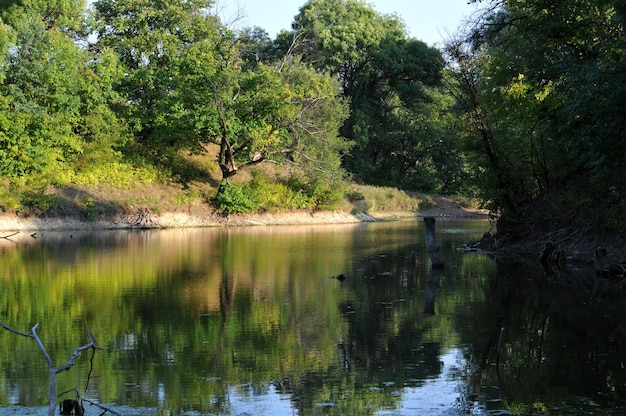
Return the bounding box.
[223,349,483,416]
[228,384,295,415]
[380,349,484,416]
[0,350,478,416]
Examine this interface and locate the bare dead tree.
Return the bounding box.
[0,323,101,416]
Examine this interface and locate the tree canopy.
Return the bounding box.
[447,0,626,231]
[0,0,624,234]
[93,0,350,183]
[271,0,458,191]
[0,0,128,185]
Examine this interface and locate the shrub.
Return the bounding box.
[304,179,346,210]
[245,172,314,211]
[213,181,256,214]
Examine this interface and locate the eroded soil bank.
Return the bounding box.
[0,197,490,232]
[2,201,624,293]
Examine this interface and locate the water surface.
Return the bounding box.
[1,219,625,415]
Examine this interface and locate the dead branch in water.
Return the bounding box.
[82,398,122,415]
[0,323,102,416]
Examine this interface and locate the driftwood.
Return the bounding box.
[0,323,101,416]
[127,207,161,228]
[423,217,444,268]
[539,241,565,270]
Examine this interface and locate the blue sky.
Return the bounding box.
[216,0,481,46]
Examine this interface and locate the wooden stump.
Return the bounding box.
[424,273,443,315]
[424,217,444,268]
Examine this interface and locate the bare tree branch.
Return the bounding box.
[278,31,306,73]
[1,323,101,416]
[0,322,32,337]
[56,328,101,373]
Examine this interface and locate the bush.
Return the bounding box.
[304,179,345,210]
[0,180,21,212]
[245,173,310,211]
[213,181,256,214]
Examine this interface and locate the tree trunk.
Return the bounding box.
[423,217,444,268]
[424,270,443,315]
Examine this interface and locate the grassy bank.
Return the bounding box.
[0,177,487,231]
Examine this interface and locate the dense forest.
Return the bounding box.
[0,0,624,238]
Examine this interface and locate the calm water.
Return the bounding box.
[1,219,625,415]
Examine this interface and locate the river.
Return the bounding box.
[1,219,625,415]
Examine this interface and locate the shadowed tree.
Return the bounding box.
[446,0,626,231]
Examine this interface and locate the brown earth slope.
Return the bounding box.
[0,195,489,232]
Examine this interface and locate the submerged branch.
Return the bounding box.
[82,398,122,416]
[0,322,32,337]
[1,323,102,416]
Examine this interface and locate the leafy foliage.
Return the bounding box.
[213,171,348,214]
[277,0,455,191]
[1,0,622,233]
[92,0,352,196]
[446,0,626,231]
[213,181,256,214]
[0,0,132,194]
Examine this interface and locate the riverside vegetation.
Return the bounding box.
[0,0,625,274]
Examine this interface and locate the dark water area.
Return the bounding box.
[1,219,625,415]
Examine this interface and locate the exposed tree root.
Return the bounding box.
[126,207,161,228]
[472,224,626,296]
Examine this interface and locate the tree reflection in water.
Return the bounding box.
[456,261,626,415]
[1,221,626,415]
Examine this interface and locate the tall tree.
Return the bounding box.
[448,0,626,230]
[93,0,350,184]
[93,0,222,151]
[0,0,127,181]
[275,0,450,190]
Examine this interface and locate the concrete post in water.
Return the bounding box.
[423,217,444,268]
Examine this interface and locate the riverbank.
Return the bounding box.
[0,196,490,232]
[3,197,624,292]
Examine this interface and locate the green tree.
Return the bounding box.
[236,26,273,71]
[448,0,626,230]
[0,1,128,186]
[272,0,451,191]
[0,0,88,34]
[94,0,350,187]
[207,56,350,183]
[93,0,223,152]
[276,58,351,181]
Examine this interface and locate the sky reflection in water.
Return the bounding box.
[2,220,626,415]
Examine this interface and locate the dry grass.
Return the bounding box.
[3,144,486,223]
[346,184,424,214]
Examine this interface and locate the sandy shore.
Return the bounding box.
[0,203,489,233]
